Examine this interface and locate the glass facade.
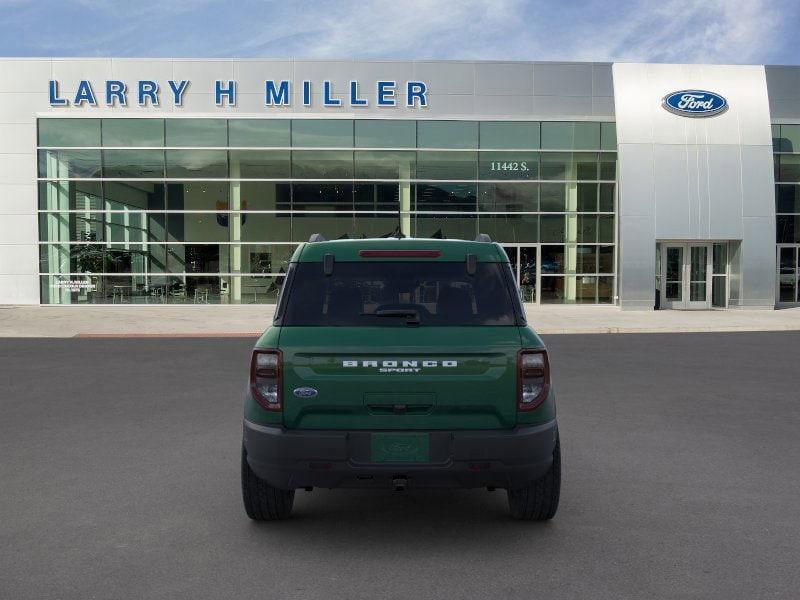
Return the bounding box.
[774,124,800,303]
[37,118,617,304]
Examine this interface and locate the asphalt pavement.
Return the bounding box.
[1,332,799,599]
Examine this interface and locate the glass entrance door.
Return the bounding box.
[660,243,712,309]
[502,245,538,304]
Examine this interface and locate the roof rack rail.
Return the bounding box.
[307,233,327,243]
[474,233,492,243]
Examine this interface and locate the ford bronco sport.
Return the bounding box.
[241,235,560,520]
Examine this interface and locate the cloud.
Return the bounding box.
[0,0,796,65]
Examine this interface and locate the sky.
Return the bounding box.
[0,0,798,65]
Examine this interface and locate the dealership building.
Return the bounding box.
[0,58,799,309]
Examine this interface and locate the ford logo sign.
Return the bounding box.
[293,387,318,398]
[662,90,728,117]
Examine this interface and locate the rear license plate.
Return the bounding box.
[370,433,430,463]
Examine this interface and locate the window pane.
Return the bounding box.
[577,214,597,243]
[291,120,353,147]
[540,216,566,243]
[772,124,781,152]
[597,276,614,303]
[105,181,166,211]
[478,182,538,212]
[539,183,566,212]
[412,214,478,239]
[776,215,800,243]
[166,119,227,147]
[540,152,570,180]
[235,275,285,304]
[540,276,566,303]
[776,185,800,213]
[241,244,296,273]
[354,120,415,148]
[168,212,231,242]
[354,151,415,179]
[229,119,290,147]
[353,213,402,238]
[779,274,797,302]
[229,150,290,179]
[577,245,597,273]
[167,243,227,273]
[576,275,598,303]
[478,214,538,243]
[354,183,401,211]
[103,150,164,178]
[39,212,105,243]
[292,150,353,178]
[39,181,104,210]
[598,215,614,242]
[165,150,227,178]
[599,183,615,212]
[167,182,229,211]
[40,274,126,304]
[600,153,616,180]
[478,152,539,179]
[39,119,100,147]
[599,245,614,273]
[105,243,164,273]
[713,243,727,275]
[416,151,477,179]
[479,122,540,149]
[292,183,354,211]
[102,119,164,147]
[39,244,101,274]
[779,247,796,274]
[600,122,617,151]
[415,183,477,212]
[292,212,354,241]
[241,212,292,242]
[574,122,601,150]
[577,183,598,212]
[417,121,478,149]
[575,152,599,180]
[541,122,573,150]
[38,149,102,178]
[780,125,800,153]
[240,181,291,211]
[778,155,800,182]
[165,275,232,304]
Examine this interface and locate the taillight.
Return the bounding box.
[250,349,282,411]
[518,349,550,411]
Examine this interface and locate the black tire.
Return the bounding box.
[507,436,561,521]
[241,445,295,520]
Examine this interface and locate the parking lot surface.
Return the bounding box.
[1,332,799,599]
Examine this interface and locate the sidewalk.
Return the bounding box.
[2,304,800,337]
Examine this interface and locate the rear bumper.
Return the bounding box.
[243,419,558,490]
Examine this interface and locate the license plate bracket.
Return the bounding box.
[370,432,430,463]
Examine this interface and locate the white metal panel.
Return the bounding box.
[0,274,39,304]
[0,184,38,214]
[0,59,52,93]
[0,244,38,275]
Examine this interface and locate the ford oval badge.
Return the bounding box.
[662,90,728,117]
[293,387,318,398]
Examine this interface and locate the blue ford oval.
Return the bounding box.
[292,387,318,399]
[662,90,728,117]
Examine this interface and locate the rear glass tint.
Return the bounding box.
[282,261,518,326]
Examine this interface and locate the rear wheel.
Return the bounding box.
[507,436,560,521]
[241,445,295,520]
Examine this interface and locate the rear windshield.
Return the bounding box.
[280,261,520,326]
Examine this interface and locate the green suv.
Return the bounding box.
[241,235,560,520]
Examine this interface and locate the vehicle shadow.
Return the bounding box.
[243,487,562,554]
